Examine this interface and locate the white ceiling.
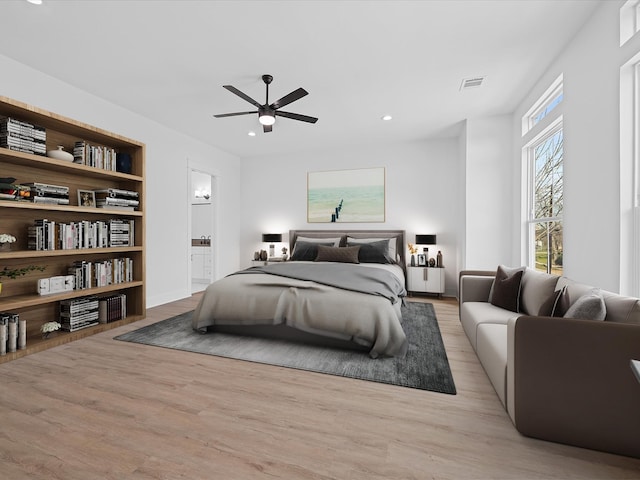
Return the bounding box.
[0,0,600,159]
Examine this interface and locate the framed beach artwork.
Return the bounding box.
[307,167,385,223]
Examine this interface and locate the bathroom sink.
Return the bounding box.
[192,238,211,246]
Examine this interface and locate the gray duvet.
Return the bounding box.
[191,262,408,358]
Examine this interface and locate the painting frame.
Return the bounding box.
[307,167,385,223]
[77,189,96,208]
[417,254,427,266]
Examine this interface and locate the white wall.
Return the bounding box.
[512,1,634,293]
[240,139,461,296]
[0,54,242,307]
[463,115,514,270]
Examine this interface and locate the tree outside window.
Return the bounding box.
[531,128,563,274]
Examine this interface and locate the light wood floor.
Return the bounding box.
[2,294,639,479]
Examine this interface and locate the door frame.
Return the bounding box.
[187,160,219,293]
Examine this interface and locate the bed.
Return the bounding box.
[191,229,408,358]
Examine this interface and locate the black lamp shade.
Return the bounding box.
[415,234,436,245]
[262,233,282,243]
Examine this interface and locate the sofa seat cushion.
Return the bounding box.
[460,301,518,351]
[476,323,508,408]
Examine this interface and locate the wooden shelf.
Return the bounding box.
[0,281,144,311]
[0,199,143,216]
[0,95,146,363]
[0,246,143,260]
[0,314,145,364]
[0,147,143,182]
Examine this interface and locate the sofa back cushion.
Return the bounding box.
[520,268,560,316]
[556,277,640,324]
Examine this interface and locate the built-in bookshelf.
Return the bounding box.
[0,96,145,363]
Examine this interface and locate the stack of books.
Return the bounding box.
[94,188,139,211]
[0,181,31,201]
[59,297,99,332]
[94,257,133,287]
[73,141,117,170]
[0,116,46,156]
[109,219,135,247]
[68,260,93,290]
[98,293,127,324]
[29,218,135,250]
[0,313,26,355]
[27,218,56,251]
[23,182,69,205]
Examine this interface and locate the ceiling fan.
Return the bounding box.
[214,74,318,133]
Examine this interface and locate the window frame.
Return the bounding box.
[522,74,563,135]
[525,118,564,274]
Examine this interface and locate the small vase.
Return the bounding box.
[47,145,74,162]
[410,254,416,266]
[0,242,11,251]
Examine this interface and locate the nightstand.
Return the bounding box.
[407,266,445,297]
[250,258,286,267]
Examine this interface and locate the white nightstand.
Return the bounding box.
[250,258,286,267]
[407,266,445,297]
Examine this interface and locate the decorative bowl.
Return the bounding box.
[47,145,73,162]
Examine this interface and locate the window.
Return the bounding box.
[528,125,563,274]
[522,75,563,135]
[523,76,564,275]
[621,0,640,46]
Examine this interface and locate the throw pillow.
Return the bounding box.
[347,239,393,264]
[347,237,397,262]
[538,286,567,317]
[315,245,360,263]
[490,265,524,313]
[295,236,342,247]
[290,241,335,261]
[553,285,571,317]
[563,288,606,321]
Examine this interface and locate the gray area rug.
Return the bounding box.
[115,302,456,395]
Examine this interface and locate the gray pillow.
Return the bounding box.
[315,245,360,263]
[290,241,335,261]
[563,288,606,321]
[347,239,393,264]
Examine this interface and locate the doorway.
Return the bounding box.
[190,169,215,293]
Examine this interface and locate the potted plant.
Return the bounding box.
[41,321,61,339]
[0,234,16,251]
[0,264,47,295]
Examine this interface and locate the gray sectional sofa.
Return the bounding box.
[458,267,640,458]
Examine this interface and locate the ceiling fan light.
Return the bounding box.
[259,112,276,126]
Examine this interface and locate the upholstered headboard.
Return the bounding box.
[289,229,407,268]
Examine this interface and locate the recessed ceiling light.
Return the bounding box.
[26,0,43,4]
[381,115,392,121]
[248,131,256,137]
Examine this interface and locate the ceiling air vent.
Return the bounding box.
[460,76,485,90]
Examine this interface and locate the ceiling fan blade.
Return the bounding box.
[270,88,308,110]
[223,85,263,108]
[275,110,318,123]
[263,124,273,133]
[213,111,257,118]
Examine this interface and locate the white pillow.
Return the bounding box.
[346,237,396,262]
[295,236,341,247]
